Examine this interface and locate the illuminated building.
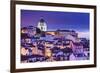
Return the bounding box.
[37,18,47,31]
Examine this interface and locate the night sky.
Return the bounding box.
[21,10,90,32]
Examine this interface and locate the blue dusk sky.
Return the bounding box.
[21,10,90,32]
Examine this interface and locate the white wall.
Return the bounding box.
[0,0,100,73]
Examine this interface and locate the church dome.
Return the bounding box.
[40,19,45,23]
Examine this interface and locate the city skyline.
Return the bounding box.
[21,10,90,39]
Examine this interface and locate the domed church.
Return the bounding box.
[37,18,47,31]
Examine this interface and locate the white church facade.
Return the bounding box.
[37,18,47,31]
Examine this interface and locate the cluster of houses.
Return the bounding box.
[21,18,89,63]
